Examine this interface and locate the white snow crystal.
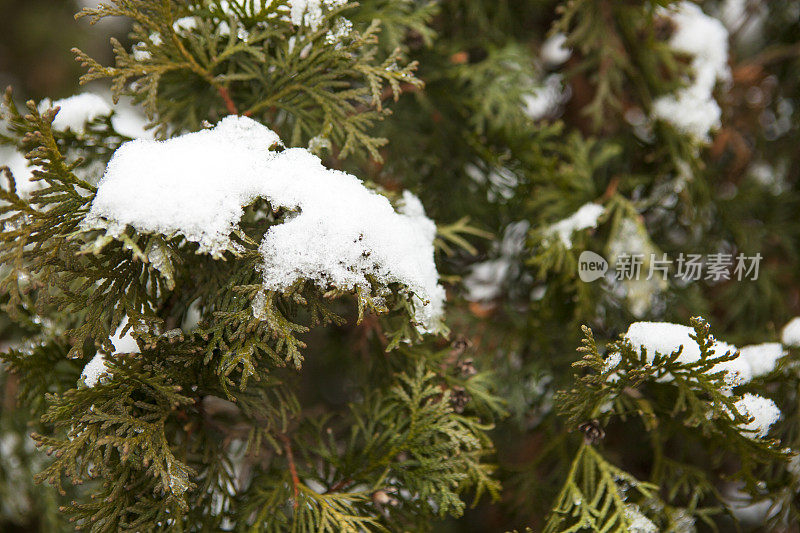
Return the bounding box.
[738,343,786,378]
[173,16,198,33]
[109,316,142,355]
[545,202,604,248]
[652,2,731,142]
[44,93,112,134]
[734,393,780,439]
[84,116,282,253]
[522,74,567,121]
[464,260,511,302]
[541,33,571,66]
[603,352,622,373]
[79,317,141,388]
[653,85,723,141]
[464,220,529,302]
[84,116,444,331]
[326,17,353,44]
[623,504,658,533]
[0,147,41,197]
[718,0,766,47]
[110,101,154,140]
[80,352,110,388]
[781,317,800,347]
[624,321,751,386]
[288,0,347,31]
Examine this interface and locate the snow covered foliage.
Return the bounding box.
[79,317,141,388]
[79,353,109,388]
[781,317,800,346]
[540,33,571,67]
[617,320,787,441]
[545,202,604,248]
[738,343,787,378]
[41,93,111,134]
[652,2,731,141]
[288,0,347,31]
[624,321,752,386]
[521,74,569,121]
[83,116,444,331]
[734,393,781,439]
[464,220,529,302]
[623,504,658,533]
[0,147,40,198]
[4,0,800,531]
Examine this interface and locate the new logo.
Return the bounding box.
[578,251,608,282]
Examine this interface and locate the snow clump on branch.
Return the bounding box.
[83,115,445,332]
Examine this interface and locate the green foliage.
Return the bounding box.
[547,319,791,530]
[1,0,800,531]
[544,443,661,533]
[74,0,422,159]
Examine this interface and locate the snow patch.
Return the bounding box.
[522,74,568,121]
[464,221,529,302]
[624,321,751,386]
[781,317,800,347]
[545,203,604,248]
[734,393,781,439]
[84,116,444,331]
[738,343,786,378]
[79,317,141,388]
[288,0,347,31]
[0,147,41,198]
[80,353,109,388]
[43,93,112,134]
[541,33,571,66]
[623,504,658,533]
[652,2,731,141]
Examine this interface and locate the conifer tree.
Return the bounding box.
[1,1,799,532]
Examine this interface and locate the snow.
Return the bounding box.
[545,202,604,248]
[0,147,41,197]
[110,102,153,140]
[652,2,731,141]
[79,317,141,388]
[623,505,658,533]
[624,321,783,437]
[541,33,571,66]
[624,321,751,386]
[738,343,786,377]
[173,16,198,33]
[781,317,800,346]
[288,0,347,31]
[84,116,281,253]
[326,16,353,44]
[718,0,766,46]
[464,261,509,302]
[522,74,567,121]
[652,86,723,141]
[109,316,141,355]
[607,217,666,318]
[734,393,781,439]
[84,116,445,331]
[464,221,529,302]
[464,164,520,202]
[80,353,109,388]
[44,93,112,134]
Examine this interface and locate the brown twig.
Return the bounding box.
[279,433,300,508]
[216,85,239,116]
[327,478,353,493]
[602,176,620,201]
